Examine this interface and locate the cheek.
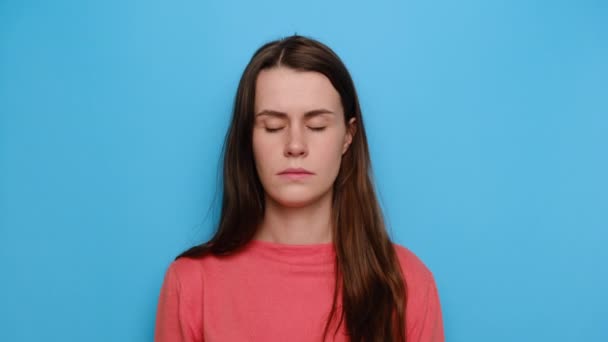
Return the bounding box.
[252,136,277,175]
[314,135,345,171]
[252,131,270,158]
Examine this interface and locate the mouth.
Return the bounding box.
[278,172,313,180]
[277,168,314,175]
[277,168,315,180]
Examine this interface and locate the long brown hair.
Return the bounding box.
[176,34,407,342]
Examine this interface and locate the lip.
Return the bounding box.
[278,173,313,180]
[277,168,314,175]
[277,168,314,180]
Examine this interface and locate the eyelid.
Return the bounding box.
[263,126,326,133]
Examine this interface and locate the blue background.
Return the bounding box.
[1,0,606,341]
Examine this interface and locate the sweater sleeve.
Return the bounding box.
[408,273,445,342]
[154,261,200,342]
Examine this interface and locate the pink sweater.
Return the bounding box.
[154,239,444,341]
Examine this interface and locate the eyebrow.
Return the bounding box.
[255,108,335,118]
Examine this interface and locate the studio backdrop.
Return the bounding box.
[0,0,606,341]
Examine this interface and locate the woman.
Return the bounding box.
[154,34,444,342]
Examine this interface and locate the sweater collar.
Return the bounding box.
[244,238,336,265]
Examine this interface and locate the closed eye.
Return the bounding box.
[264,127,326,133]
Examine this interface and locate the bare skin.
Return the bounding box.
[251,66,356,245]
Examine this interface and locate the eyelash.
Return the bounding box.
[265,127,326,133]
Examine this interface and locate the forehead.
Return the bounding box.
[254,67,342,115]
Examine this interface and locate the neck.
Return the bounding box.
[254,190,334,245]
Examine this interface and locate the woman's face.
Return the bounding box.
[252,66,356,208]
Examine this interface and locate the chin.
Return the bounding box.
[271,188,333,208]
[274,197,315,208]
[269,192,318,208]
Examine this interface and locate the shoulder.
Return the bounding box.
[156,257,207,340]
[392,242,445,340]
[162,256,206,298]
[392,242,434,280]
[391,242,437,292]
[169,256,205,274]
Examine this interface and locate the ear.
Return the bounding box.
[342,117,357,155]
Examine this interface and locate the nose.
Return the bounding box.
[284,125,308,158]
